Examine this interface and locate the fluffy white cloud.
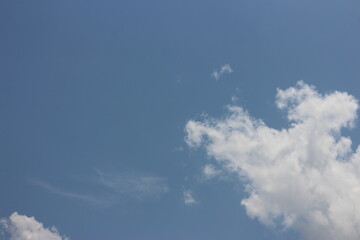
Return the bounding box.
[185,81,360,240]
[183,190,197,206]
[211,64,233,80]
[0,212,68,240]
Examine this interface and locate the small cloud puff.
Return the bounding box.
[0,212,69,240]
[203,164,220,179]
[211,64,233,80]
[183,190,198,206]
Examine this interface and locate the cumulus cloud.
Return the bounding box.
[0,212,68,240]
[185,81,360,240]
[183,190,197,206]
[211,64,233,80]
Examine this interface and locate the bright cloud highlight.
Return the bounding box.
[0,212,68,240]
[185,81,360,240]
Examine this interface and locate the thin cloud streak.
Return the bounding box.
[32,180,111,207]
[94,169,169,201]
[32,169,168,207]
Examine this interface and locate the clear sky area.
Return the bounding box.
[1,0,360,239]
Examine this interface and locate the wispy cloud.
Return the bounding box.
[32,180,111,207]
[186,81,360,240]
[211,64,233,80]
[32,169,168,207]
[183,190,197,206]
[94,169,169,201]
[0,212,69,240]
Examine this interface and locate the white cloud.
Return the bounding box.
[211,64,233,80]
[183,190,198,206]
[185,81,360,240]
[0,212,68,240]
[203,164,220,179]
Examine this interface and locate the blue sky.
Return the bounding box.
[1,0,360,239]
